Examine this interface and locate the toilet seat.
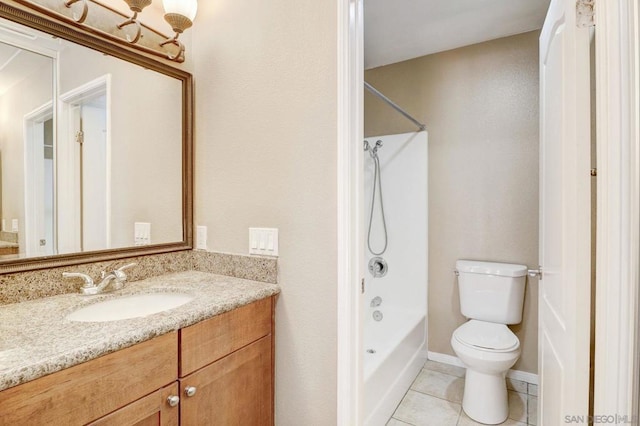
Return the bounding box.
[453,320,519,353]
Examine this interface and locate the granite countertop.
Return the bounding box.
[0,271,280,391]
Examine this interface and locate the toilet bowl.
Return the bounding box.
[452,260,527,425]
[452,319,521,424]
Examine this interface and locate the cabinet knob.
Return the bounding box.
[167,395,180,407]
[184,386,197,397]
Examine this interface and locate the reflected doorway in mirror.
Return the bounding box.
[58,75,110,255]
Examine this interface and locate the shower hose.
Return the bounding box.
[366,140,388,256]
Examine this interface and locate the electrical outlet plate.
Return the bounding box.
[249,228,278,256]
[196,225,207,250]
[134,222,151,246]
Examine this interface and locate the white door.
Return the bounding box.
[539,0,592,423]
[80,104,108,251]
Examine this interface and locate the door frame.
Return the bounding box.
[338,0,640,423]
[57,74,111,254]
[594,0,640,419]
[337,0,364,424]
[23,102,54,257]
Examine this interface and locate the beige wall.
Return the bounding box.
[365,31,540,373]
[191,1,338,424]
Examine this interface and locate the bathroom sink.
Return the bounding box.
[66,293,194,322]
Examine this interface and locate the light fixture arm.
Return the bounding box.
[64,0,88,23]
[117,11,142,44]
[160,34,185,62]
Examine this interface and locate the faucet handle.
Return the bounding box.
[115,262,137,278]
[62,272,94,288]
[107,262,137,282]
[116,262,137,272]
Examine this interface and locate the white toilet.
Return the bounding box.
[451,260,527,425]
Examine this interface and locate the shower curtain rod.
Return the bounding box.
[364,81,427,132]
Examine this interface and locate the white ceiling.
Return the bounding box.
[364,0,551,69]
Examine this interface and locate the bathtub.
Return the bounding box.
[363,306,427,426]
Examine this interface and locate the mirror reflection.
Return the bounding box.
[0,17,184,261]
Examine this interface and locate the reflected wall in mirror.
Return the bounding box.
[0,14,186,265]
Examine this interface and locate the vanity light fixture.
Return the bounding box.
[160,0,198,61]
[15,0,195,62]
[116,0,197,60]
[117,0,153,44]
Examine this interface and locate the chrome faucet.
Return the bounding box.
[62,263,137,295]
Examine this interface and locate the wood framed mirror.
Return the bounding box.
[0,1,192,273]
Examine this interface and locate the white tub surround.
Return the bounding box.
[363,131,428,425]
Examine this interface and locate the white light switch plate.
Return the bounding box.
[134,222,151,246]
[196,225,208,250]
[249,228,278,256]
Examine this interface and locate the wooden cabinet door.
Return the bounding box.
[180,335,273,426]
[88,383,179,426]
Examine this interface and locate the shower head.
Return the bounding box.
[364,139,383,158]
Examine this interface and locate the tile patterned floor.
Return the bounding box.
[387,361,538,426]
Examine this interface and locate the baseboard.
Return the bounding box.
[427,351,539,385]
[419,348,429,360]
[427,351,465,368]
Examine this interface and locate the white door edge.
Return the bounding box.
[594,0,640,419]
[539,0,592,421]
[337,0,365,424]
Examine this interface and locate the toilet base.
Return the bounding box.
[462,369,508,425]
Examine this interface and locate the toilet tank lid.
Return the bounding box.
[456,260,527,277]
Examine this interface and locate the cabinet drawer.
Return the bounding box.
[0,332,177,426]
[179,297,272,376]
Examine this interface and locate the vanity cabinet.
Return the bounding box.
[0,297,275,426]
[179,297,273,425]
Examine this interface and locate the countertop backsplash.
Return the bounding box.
[0,250,278,305]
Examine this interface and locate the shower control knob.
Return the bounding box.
[368,257,388,278]
[370,296,382,307]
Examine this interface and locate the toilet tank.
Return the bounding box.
[456,260,527,324]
